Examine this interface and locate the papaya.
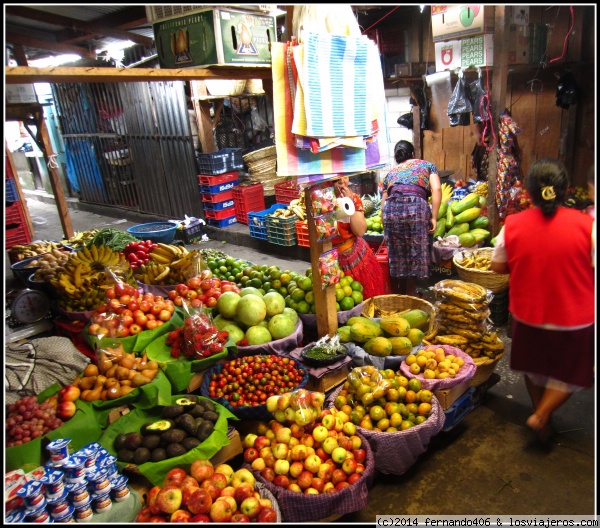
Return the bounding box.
[469,216,490,230]
[437,201,448,220]
[433,218,446,238]
[401,309,430,330]
[445,223,470,237]
[363,336,393,357]
[478,195,487,207]
[346,316,376,327]
[388,336,413,355]
[469,228,491,244]
[379,315,410,337]
[454,207,481,224]
[450,193,481,214]
[446,207,455,229]
[458,232,477,247]
[350,320,383,343]
[336,326,353,343]
[407,328,425,346]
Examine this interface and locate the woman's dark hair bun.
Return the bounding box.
[394,140,415,163]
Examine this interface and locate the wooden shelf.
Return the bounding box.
[197,93,266,101]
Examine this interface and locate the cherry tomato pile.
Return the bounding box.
[123,240,158,268]
[88,282,175,338]
[166,312,228,360]
[208,355,306,408]
[167,271,241,310]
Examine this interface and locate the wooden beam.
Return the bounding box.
[5,142,36,239]
[487,6,509,237]
[190,80,217,154]
[12,44,29,66]
[6,33,97,61]
[6,6,154,48]
[5,66,273,84]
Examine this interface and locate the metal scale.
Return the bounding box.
[6,288,54,342]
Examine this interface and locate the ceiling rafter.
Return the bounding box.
[6,32,97,60]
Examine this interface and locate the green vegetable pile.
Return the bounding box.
[303,335,347,360]
[86,228,139,253]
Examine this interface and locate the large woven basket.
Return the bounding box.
[453,248,509,293]
[247,157,277,174]
[471,352,504,386]
[243,145,277,164]
[361,295,437,337]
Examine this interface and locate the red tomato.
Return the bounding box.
[126,253,138,263]
[187,277,201,290]
[120,309,133,318]
[115,282,127,296]
[119,295,132,306]
[158,310,172,322]
[136,250,148,260]
[205,297,218,308]
[105,288,116,300]
[135,314,148,327]
[146,320,158,331]
[108,299,121,311]
[129,324,142,335]
[127,300,139,312]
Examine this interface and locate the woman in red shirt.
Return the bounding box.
[491,158,595,444]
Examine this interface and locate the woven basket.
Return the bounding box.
[243,145,276,163]
[247,157,277,174]
[205,79,247,96]
[470,353,504,386]
[361,295,437,337]
[453,248,509,293]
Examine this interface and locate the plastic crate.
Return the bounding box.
[205,206,236,220]
[207,215,237,228]
[175,220,206,244]
[234,197,266,225]
[200,180,239,195]
[5,201,26,227]
[203,198,235,211]
[233,185,266,225]
[6,178,19,202]
[489,288,509,326]
[442,386,476,432]
[198,171,239,186]
[6,225,32,249]
[375,244,393,294]
[248,204,287,240]
[267,214,298,246]
[295,220,309,247]
[196,148,244,175]
[274,180,301,205]
[201,190,235,204]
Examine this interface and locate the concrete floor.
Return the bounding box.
[5,194,597,518]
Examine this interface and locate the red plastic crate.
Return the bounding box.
[202,190,235,203]
[5,201,26,227]
[375,244,393,294]
[233,184,265,225]
[205,206,236,220]
[274,180,301,205]
[295,220,310,247]
[198,171,238,186]
[6,225,32,249]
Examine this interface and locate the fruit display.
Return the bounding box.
[88,284,175,337]
[265,388,325,426]
[335,365,434,431]
[167,274,239,310]
[565,185,594,209]
[336,311,431,355]
[300,335,348,366]
[60,229,99,251]
[454,248,494,271]
[433,192,491,245]
[123,240,159,268]
[402,346,466,379]
[204,356,307,409]
[212,289,299,345]
[135,460,278,523]
[27,249,71,283]
[6,396,64,447]
[8,240,70,262]
[203,252,252,283]
[74,346,160,402]
[166,312,229,360]
[135,244,203,286]
[115,396,220,464]
[432,279,504,359]
[242,414,367,494]
[52,245,136,312]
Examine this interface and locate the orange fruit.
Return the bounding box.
[405,390,417,404]
[418,402,432,415]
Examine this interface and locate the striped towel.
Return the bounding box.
[294,32,373,138]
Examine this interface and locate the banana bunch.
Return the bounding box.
[267,207,298,222]
[139,244,201,285]
[472,181,488,197]
[288,195,307,220]
[9,241,65,261]
[433,279,489,304]
[455,250,491,271]
[441,183,453,203]
[55,285,111,312]
[60,230,98,251]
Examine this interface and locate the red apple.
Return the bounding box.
[287,482,302,493]
[180,475,200,492]
[355,463,366,474]
[239,496,261,519]
[304,487,319,495]
[148,515,168,522]
[317,463,333,482]
[331,469,347,486]
[311,477,325,493]
[210,472,228,491]
[352,449,366,464]
[191,459,214,483]
[231,513,251,522]
[231,468,255,489]
[155,486,183,515]
[233,482,255,505]
[136,506,154,523]
[170,509,192,523]
[164,468,187,488]
[215,495,236,512]
[189,514,211,523]
[315,447,328,462]
[342,457,358,475]
[296,470,314,490]
[260,467,275,482]
[56,401,77,420]
[220,486,236,498]
[199,479,221,501]
[335,481,351,491]
[187,488,213,515]
[272,474,290,489]
[58,384,80,403]
[209,497,235,523]
[257,507,278,523]
[253,436,271,451]
[251,458,266,472]
[347,473,362,485]
[180,487,195,509]
[214,463,234,485]
[289,461,304,479]
[243,447,259,464]
[323,482,336,494]
[146,486,162,513]
[258,498,272,510]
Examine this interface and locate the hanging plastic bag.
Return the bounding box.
[555,72,581,109]
[447,71,473,127]
[470,76,489,124]
[414,85,432,130]
[397,113,413,129]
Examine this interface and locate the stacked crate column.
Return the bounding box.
[199,172,239,228]
[233,183,265,225]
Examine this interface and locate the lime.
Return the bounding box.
[217,259,226,268]
[290,300,298,311]
[227,275,236,282]
[271,279,282,289]
[285,295,293,307]
[297,276,313,291]
[240,276,250,286]
[305,291,314,304]
[270,269,281,280]
[296,300,310,314]
[336,302,341,311]
[280,273,291,286]
[310,303,317,314]
[243,267,254,277]
[250,270,262,280]
[249,278,263,289]
[342,285,353,297]
[262,281,272,291]
[335,288,346,302]
[350,281,363,293]
[351,291,364,304]
[279,287,288,296]
[219,266,228,274]
[339,296,355,311]
[225,256,236,266]
[207,259,217,270]
[291,288,306,302]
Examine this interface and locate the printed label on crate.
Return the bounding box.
[200,180,239,194]
[202,190,235,203]
[204,199,235,211]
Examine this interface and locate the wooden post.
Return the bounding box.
[487,6,509,237]
[5,142,36,238]
[305,186,338,337]
[190,80,217,154]
[36,110,74,239]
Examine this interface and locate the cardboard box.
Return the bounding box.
[434,377,472,410]
[154,7,276,68]
[210,429,243,466]
[431,5,493,42]
[509,6,530,26]
[508,24,530,64]
[395,63,428,77]
[6,84,38,104]
[435,34,493,72]
[306,362,351,394]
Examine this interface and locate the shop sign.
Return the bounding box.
[431,5,488,42]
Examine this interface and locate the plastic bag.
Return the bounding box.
[346,365,394,405]
[267,388,325,426]
[250,107,269,132]
[397,113,413,129]
[556,72,581,109]
[310,185,336,216]
[414,85,431,130]
[447,74,472,127]
[318,248,341,289]
[470,77,490,123]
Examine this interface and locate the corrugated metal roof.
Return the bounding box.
[20,4,130,22]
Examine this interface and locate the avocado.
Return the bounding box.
[161,405,185,419]
[196,420,214,442]
[202,411,219,424]
[133,447,151,465]
[151,448,167,463]
[175,397,197,408]
[114,433,128,451]
[117,448,135,463]
[189,404,206,418]
[201,399,216,413]
[183,394,200,403]
[123,433,143,451]
[140,422,156,436]
[176,414,198,436]
[141,434,161,451]
[146,419,173,433]
[166,443,186,459]
[194,417,205,430]
[161,428,186,445]
[181,437,201,452]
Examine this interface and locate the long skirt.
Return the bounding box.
[382,195,431,279]
[337,237,386,300]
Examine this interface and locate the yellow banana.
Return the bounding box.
[81,246,93,262]
[150,252,172,265]
[97,245,107,263]
[171,257,191,269]
[90,244,99,262]
[156,243,177,256]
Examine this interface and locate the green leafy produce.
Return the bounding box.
[87,228,139,253]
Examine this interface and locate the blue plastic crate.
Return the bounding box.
[6,178,19,202]
[207,215,237,228]
[203,198,235,211]
[248,204,286,240]
[442,387,476,432]
[196,148,244,175]
[200,180,239,195]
